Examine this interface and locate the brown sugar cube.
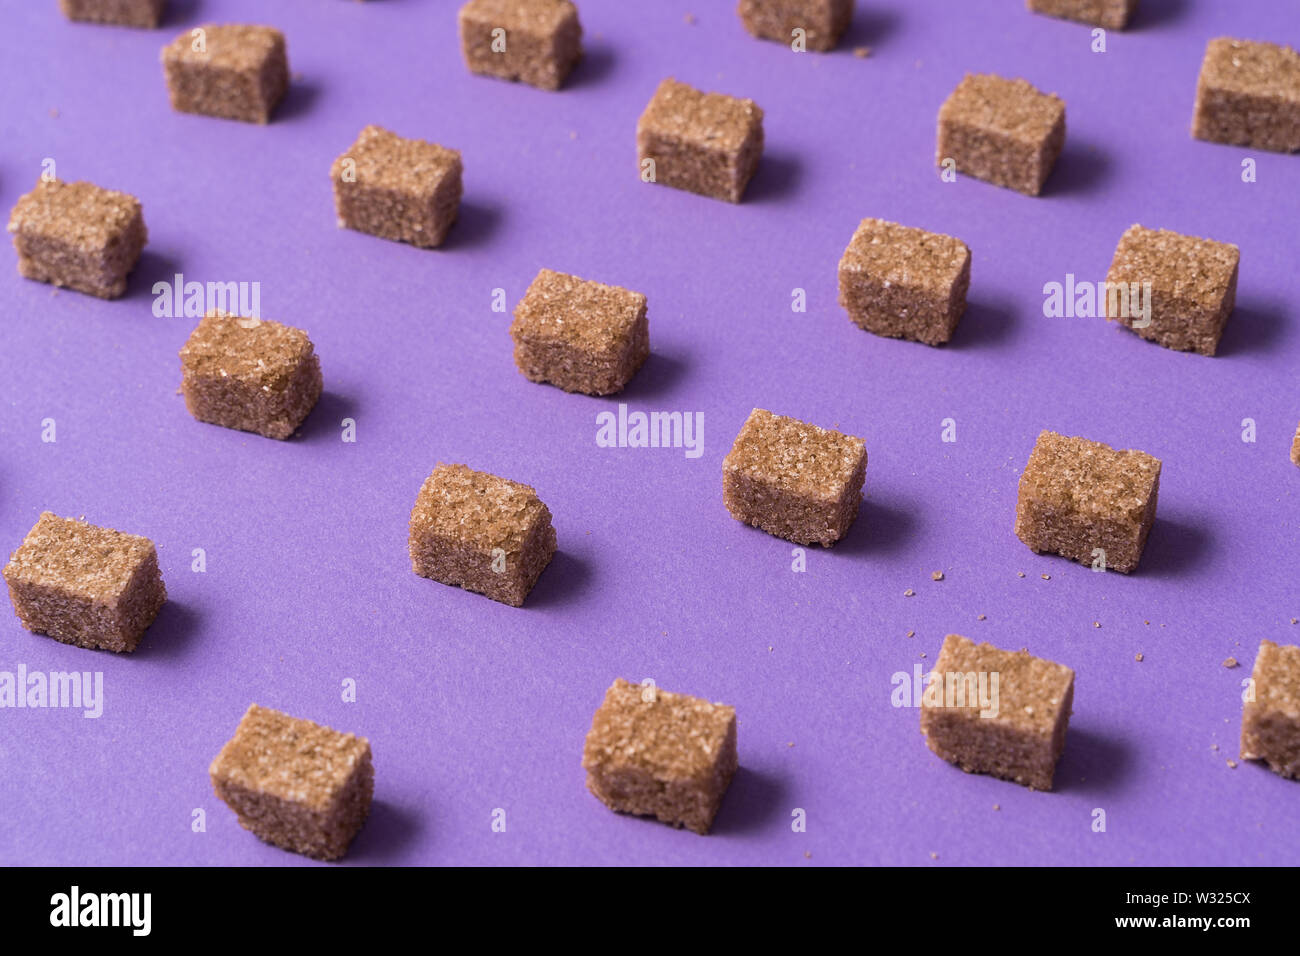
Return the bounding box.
[1291,423,1300,468]
[737,0,854,52]
[1240,640,1300,780]
[161,24,289,124]
[409,463,556,607]
[1026,0,1135,30]
[722,408,867,547]
[937,73,1065,196]
[582,678,738,834]
[837,217,971,346]
[637,78,765,204]
[509,269,649,395]
[330,125,463,249]
[3,512,166,653]
[7,179,147,299]
[921,634,1074,791]
[458,0,582,91]
[1104,225,1239,356]
[210,704,373,860]
[179,311,323,440]
[1192,38,1300,154]
[1015,430,1161,574]
[60,0,165,28]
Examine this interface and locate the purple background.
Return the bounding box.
[0,0,1297,867]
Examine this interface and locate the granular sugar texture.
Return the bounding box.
[7,179,146,299]
[723,408,867,546]
[509,268,649,395]
[210,704,373,861]
[409,463,557,607]
[582,678,738,834]
[920,634,1074,791]
[3,512,166,653]
[179,311,323,440]
[636,78,765,203]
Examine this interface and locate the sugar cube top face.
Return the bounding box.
[180,313,312,383]
[1015,430,1161,573]
[1026,0,1136,30]
[737,0,855,52]
[163,23,283,72]
[637,78,765,203]
[4,513,158,606]
[408,463,557,607]
[724,409,865,503]
[839,219,970,298]
[210,704,374,860]
[7,179,147,299]
[639,78,763,160]
[3,512,167,653]
[1105,225,1239,356]
[458,0,583,91]
[837,217,972,346]
[461,0,577,31]
[509,268,650,395]
[1240,640,1300,780]
[161,24,289,124]
[512,269,647,357]
[582,678,738,834]
[937,73,1066,195]
[921,634,1075,791]
[1193,38,1300,153]
[722,408,868,546]
[60,0,166,28]
[212,705,371,812]
[333,126,462,194]
[179,311,323,440]
[943,74,1064,143]
[331,125,464,249]
[411,464,552,556]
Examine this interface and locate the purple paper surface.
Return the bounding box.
[0,0,1297,867]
